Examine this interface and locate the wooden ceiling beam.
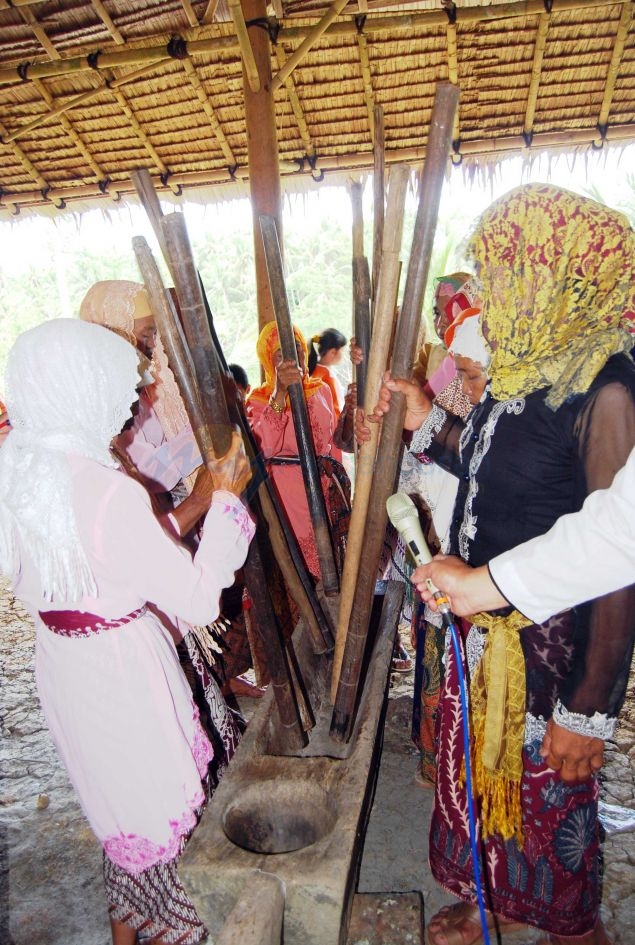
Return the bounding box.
[596,0,632,140]
[523,11,550,143]
[4,122,635,215]
[181,56,237,167]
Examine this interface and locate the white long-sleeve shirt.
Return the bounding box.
[489,446,635,624]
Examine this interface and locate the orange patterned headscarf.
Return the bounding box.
[467,183,635,409]
[248,321,325,403]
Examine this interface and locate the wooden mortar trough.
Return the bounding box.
[180,581,403,945]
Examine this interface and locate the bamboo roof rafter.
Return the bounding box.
[274,44,318,169]
[597,0,633,137]
[523,11,550,143]
[0,0,631,215]
[90,0,126,44]
[181,55,237,168]
[355,21,376,140]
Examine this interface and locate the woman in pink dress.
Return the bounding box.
[0,318,254,945]
[247,321,350,582]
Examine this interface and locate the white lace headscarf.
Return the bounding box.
[0,318,139,603]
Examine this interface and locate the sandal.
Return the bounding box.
[424,902,526,945]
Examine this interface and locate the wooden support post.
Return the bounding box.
[241,0,281,333]
[260,214,340,597]
[330,83,459,740]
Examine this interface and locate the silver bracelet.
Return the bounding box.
[552,699,617,740]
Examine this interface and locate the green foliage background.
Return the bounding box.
[1,159,634,396]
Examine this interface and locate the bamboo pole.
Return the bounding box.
[350,180,371,408]
[242,0,281,332]
[259,213,340,597]
[227,0,261,92]
[331,83,459,741]
[130,168,333,654]
[0,0,624,86]
[372,104,385,314]
[330,163,409,702]
[134,235,308,751]
[162,213,233,458]
[271,0,349,92]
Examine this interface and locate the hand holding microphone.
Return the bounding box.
[385,493,453,622]
[386,490,511,617]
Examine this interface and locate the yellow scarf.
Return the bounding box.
[468,183,635,409]
[467,609,532,844]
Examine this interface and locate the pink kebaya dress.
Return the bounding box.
[13,454,254,943]
[248,387,345,579]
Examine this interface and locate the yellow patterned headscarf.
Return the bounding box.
[248,321,325,404]
[468,183,635,409]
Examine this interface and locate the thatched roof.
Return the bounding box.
[0,0,633,215]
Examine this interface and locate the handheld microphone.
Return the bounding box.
[386,492,452,619]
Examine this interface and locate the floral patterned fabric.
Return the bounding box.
[467,183,635,409]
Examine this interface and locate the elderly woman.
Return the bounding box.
[362,184,635,945]
[0,318,254,945]
[80,279,202,500]
[247,321,351,582]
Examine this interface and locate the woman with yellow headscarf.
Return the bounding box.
[247,321,351,581]
[362,184,635,945]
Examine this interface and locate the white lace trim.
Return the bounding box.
[465,624,485,675]
[525,711,548,745]
[458,397,525,561]
[410,404,447,454]
[552,699,617,740]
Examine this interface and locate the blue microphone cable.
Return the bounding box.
[435,596,491,945]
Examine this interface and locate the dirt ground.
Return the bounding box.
[1,580,634,944]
